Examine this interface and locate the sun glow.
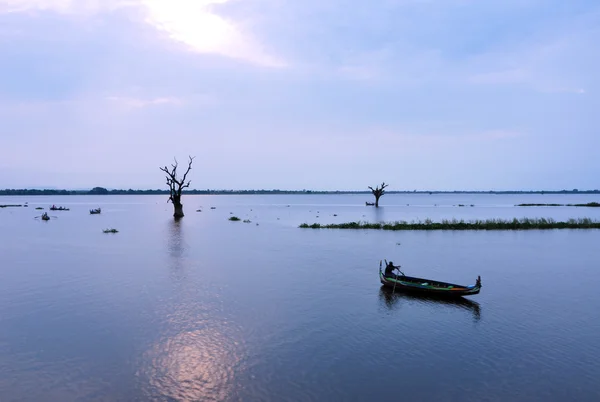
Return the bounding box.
[141,0,283,67]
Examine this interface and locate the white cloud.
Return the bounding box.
[106,95,183,108]
[0,0,130,14]
[0,0,284,67]
[142,0,285,67]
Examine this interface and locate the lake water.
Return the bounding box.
[1,194,600,401]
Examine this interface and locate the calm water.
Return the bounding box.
[1,194,600,402]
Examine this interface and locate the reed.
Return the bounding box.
[299,217,600,230]
[517,202,600,207]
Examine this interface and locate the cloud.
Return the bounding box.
[1,0,600,190]
[0,0,128,14]
[106,95,183,108]
[0,0,284,67]
[142,0,285,67]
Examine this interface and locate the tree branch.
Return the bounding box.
[160,156,195,201]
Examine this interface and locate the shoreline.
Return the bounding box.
[2,190,600,196]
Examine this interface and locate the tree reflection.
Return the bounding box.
[168,218,184,260]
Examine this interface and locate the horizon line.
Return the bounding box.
[1,187,599,194]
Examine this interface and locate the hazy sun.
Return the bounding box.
[141,0,283,67]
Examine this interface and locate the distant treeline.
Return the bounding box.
[1,187,599,196]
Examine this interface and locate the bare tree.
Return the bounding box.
[160,156,194,218]
[368,182,388,207]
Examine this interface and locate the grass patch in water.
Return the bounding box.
[103,228,119,233]
[229,216,241,221]
[517,202,600,207]
[299,217,600,230]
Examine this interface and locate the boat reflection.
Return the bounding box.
[379,286,482,322]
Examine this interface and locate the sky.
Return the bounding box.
[0,0,599,191]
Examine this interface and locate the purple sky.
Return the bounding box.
[1,0,599,191]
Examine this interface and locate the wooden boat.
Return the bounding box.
[365,202,375,206]
[90,208,101,214]
[50,205,70,211]
[379,261,481,298]
[41,212,50,221]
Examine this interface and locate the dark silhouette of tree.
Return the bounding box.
[368,182,388,207]
[88,187,109,195]
[160,156,194,218]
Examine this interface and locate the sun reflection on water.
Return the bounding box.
[138,326,245,402]
[136,219,246,402]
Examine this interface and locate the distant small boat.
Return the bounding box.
[41,212,50,221]
[50,205,70,211]
[365,202,375,206]
[379,261,481,298]
[90,208,101,214]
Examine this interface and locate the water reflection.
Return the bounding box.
[137,327,244,402]
[379,287,482,322]
[168,219,185,259]
[135,219,245,401]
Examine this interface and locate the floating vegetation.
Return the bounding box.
[243,219,252,223]
[0,204,23,208]
[103,228,119,233]
[299,217,600,231]
[229,216,241,221]
[196,209,202,212]
[35,207,44,210]
[517,202,600,207]
[211,207,216,209]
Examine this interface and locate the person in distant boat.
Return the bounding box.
[385,261,400,277]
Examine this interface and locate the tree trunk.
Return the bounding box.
[375,195,381,207]
[172,196,184,218]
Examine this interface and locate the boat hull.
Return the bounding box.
[380,272,480,297]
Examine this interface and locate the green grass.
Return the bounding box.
[517,202,600,207]
[229,216,241,221]
[299,217,600,230]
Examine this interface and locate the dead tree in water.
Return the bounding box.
[160,156,194,218]
[368,182,388,207]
